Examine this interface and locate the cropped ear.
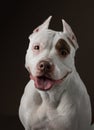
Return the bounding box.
[33,16,52,33]
[62,19,79,50]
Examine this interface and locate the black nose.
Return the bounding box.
[37,60,53,72]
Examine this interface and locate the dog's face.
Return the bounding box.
[25,16,79,91]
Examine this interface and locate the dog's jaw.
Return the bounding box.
[30,71,71,91]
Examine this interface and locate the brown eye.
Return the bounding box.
[55,39,70,57]
[34,45,40,50]
[61,49,68,56]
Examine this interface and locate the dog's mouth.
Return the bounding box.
[30,72,71,91]
[34,76,54,91]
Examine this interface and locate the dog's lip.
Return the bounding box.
[30,74,54,91]
[30,71,71,91]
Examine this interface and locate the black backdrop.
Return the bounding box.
[0,0,94,129]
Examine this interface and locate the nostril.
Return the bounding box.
[46,64,51,70]
[40,63,44,69]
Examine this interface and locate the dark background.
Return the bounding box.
[0,0,94,129]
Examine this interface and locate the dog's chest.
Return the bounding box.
[28,92,73,130]
[38,101,58,118]
[29,101,59,129]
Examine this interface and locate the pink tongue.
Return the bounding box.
[34,77,54,90]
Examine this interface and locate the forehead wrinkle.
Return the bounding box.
[67,37,76,49]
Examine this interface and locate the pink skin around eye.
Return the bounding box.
[32,44,41,55]
[32,43,45,55]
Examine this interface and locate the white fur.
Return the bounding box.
[19,16,94,130]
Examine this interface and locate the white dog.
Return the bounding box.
[19,16,94,130]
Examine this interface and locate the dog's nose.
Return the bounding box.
[37,60,53,72]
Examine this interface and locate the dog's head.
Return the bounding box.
[25,16,79,91]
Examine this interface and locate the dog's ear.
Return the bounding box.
[62,19,79,50]
[33,16,52,33]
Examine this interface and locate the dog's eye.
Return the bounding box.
[55,39,70,57]
[61,49,68,56]
[34,45,40,50]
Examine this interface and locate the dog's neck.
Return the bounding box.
[38,71,75,108]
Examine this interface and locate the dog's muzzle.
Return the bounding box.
[29,60,71,91]
[31,60,54,91]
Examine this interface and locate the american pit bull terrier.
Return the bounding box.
[19,16,94,130]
